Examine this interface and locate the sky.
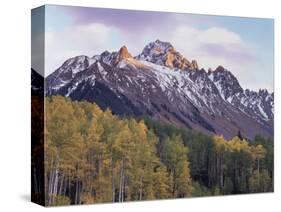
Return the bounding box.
[36,5,273,92]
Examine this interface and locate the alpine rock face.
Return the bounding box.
[136,39,199,70]
[44,40,274,140]
[208,66,273,132]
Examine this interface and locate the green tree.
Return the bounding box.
[249,169,272,193]
[161,134,192,197]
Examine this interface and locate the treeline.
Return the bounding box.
[33,96,273,206]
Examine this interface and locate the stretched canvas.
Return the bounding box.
[31,5,274,207]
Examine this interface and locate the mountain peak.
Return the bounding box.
[190,60,199,70]
[55,55,94,76]
[214,65,225,72]
[208,66,243,100]
[207,68,213,74]
[115,45,133,65]
[154,39,174,49]
[137,40,199,71]
[119,45,132,58]
[144,39,174,56]
[258,89,269,97]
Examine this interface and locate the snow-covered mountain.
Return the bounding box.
[43,40,274,140]
[208,66,274,125]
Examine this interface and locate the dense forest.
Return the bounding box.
[32,96,273,206]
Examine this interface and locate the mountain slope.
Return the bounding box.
[208,66,273,128]
[45,40,274,140]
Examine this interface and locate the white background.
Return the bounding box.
[0,0,280,211]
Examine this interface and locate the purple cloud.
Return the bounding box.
[201,43,257,64]
[62,6,177,33]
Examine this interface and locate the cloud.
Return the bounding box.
[197,27,242,45]
[45,23,120,75]
[64,6,177,34]
[162,26,256,68]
